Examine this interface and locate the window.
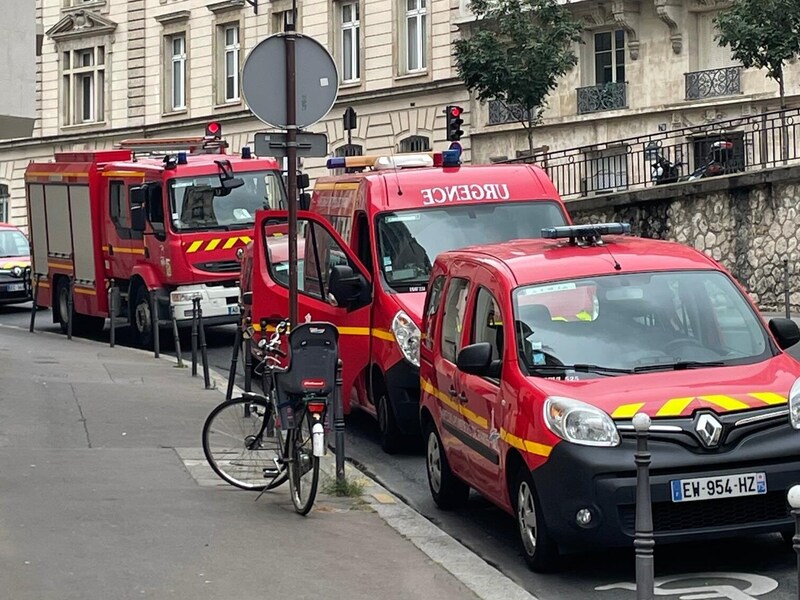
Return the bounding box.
[109,181,129,231]
[340,2,360,82]
[0,228,29,257]
[594,30,625,85]
[422,275,445,351]
[273,9,299,33]
[221,24,240,102]
[441,278,470,363]
[404,0,427,72]
[0,184,8,223]
[692,134,745,174]
[399,135,430,153]
[168,33,187,111]
[588,147,628,193]
[62,46,105,125]
[473,288,504,362]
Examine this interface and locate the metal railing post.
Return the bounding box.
[633,412,655,600]
[108,285,115,348]
[170,305,184,368]
[67,277,74,340]
[150,290,160,359]
[784,259,791,320]
[334,358,345,485]
[788,486,800,600]
[226,320,243,401]
[197,301,212,389]
[191,298,199,377]
[29,273,39,333]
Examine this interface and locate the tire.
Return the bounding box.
[514,466,559,572]
[131,286,154,349]
[56,278,71,334]
[377,391,404,454]
[202,395,288,491]
[425,420,469,510]
[288,408,320,515]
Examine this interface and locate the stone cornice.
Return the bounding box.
[612,0,641,60]
[655,0,684,54]
[154,11,191,25]
[46,9,117,42]
[207,0,246,14]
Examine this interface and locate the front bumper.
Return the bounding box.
[0,275,31,304]
[531,416,800,553]
[169,283,240,324]
[384,359,421,436]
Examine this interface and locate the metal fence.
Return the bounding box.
[494,107,800,200]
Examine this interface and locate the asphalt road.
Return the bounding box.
[3,302,799,600]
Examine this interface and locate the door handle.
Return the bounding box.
[458,392,468,403]
[449,386,458,397]
[449,387,468,403]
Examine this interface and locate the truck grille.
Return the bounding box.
[194,260,241,274]
[619,492,789,534]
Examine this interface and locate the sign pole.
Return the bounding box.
[285,1,298,328]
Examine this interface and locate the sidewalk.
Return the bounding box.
[0,324,532,600]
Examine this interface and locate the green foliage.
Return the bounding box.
[714,0,800,103]
[321,476,366,497]
[453,0,584,127]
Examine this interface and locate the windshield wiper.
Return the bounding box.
[180,224,230,232]
[633,360,726,373]
[528,363,634,376]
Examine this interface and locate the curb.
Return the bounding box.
[10,321,538,600]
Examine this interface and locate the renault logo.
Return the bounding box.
[696,413,723,447]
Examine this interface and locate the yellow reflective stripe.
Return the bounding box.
[656,397,694,417]
[74,287,96,296]
[749,392,787,405]
[240,235,252,245]
[250,323,392,341]
[113,247,145,255]
[371,328,395,342]
[48,262,73,270]
[187,241,203,253]
[421,379,488,429]
[26,171,88,178]
[698,394,751,411]
[101,171,146,178]
[205,239,221,251]
[223,237,239,250]
[576,311,592,321]
[551,316,568,321]
[38,281,50,288]
[500,428,552,458]
[612,403,646,419]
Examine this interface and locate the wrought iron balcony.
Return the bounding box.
[487,100,531,125]
[685,66,742,100]
[577,82,627,115]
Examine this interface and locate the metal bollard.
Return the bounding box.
[226,321,243,401]
[67,278,74,340]
[243,335,253,393]
[108,286,115,348]
[633,413,655,600]
[170,306,184,368]
[29,273,39,333]
[788,485,800,599]
[197,301,212,389]
[334,358,346,485]
[150,290,160,359]
[785,259,791,320]
[191,298,199,377]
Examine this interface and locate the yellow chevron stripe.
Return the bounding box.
[749,392,787,405]
[186,240,203,253]
[698,394,751,411]
[656,397,694,417]
[223,237,239,250]
[612,403,646,419]
[240,235,252,245]
[205,238,221,251]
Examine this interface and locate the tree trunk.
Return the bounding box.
[779,71,788,163]
[526,111,535,159]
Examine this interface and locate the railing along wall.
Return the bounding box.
[494,107,800,199]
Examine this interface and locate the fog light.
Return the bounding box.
[576,508,593,527]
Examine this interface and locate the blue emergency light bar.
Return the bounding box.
[541,223,631,240]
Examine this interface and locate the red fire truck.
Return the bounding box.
[25,123,286,346]
[241,151,572,452]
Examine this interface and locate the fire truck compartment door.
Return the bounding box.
[27,183,49,277]
[44,185,73,258]
[69,186,96,283]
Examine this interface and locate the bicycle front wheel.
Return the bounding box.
[202,395,288,491]
[288,408,320,515]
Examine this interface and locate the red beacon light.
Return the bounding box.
[432,153,443,167]
[205,121,222,139]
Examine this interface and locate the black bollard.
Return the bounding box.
[788,485,800,600]
[67,278,74,340]
[108,286,115,348]
[334,358,345,485]
[191,298,199,377]
[150,290,160,359]
[243,324,253,393]
[226,321,243,401]
[29,273,39,333]
[633,413,655,600]
[197,302,212,390]
[170,305,184,368]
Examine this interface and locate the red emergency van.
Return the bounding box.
[420,223,800,571]
[242,151,572,452]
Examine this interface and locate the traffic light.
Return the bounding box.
[205,121,222,139]
[445,105,464,142]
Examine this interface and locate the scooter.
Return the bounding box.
[650,154,684,185]
[685,140,742,181]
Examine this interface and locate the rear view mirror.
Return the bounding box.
[214,159,244,195]
[130,186,146,206]
[241,291,253,306]
[297,173,310,189]
[769,318,800,349]
[328,264,370,311]
[456,342,496,376]
[299,192,311,211]
[130,204,146,232]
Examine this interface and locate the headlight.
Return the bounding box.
[392,310,421,367]
[789,378,800,430]
[544,396,620,447]
[170,291,202,304]
[11,266,23,278]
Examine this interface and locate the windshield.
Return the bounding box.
[514,270,773,379]
[0,229,30,257]
[376,201,567,292]
[168,170,285,232]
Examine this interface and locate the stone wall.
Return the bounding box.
[567,165,800,312]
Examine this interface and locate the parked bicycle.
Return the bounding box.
[202,320,339,515]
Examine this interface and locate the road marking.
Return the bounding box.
[596,572,779,599]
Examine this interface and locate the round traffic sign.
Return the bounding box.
[242,33,340,129]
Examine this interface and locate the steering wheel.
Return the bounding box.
[663,337,708,355]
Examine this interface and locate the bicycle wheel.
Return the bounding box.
[202,395,288,491]
[288,407,320,515]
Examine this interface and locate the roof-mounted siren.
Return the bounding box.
[541,223,631,246]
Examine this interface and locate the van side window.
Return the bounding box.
[109,181,129,231]
[441,278,470,363]
[473,287,504,362]
[422,275,445,351]
[354,212,373,274]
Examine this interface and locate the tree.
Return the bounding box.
[453,0,584,157]
[714,0,800,110]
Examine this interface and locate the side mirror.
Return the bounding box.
[130,186,146,207]
[457,342,500,377]
[328,264,370,310]
[130,204,146,232]
[299,192,311,211]
[241,291,253,307]
[297,173,310,189]
[769,318,800,349]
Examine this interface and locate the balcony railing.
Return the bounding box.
[487,100,531,125]
[685,66,742,100]
[576,82,627,115]
[492,107,800,200]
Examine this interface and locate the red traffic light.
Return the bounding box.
[449,106,463,118]
[205,122,222,138]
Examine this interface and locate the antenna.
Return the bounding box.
[389,144,403,196]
